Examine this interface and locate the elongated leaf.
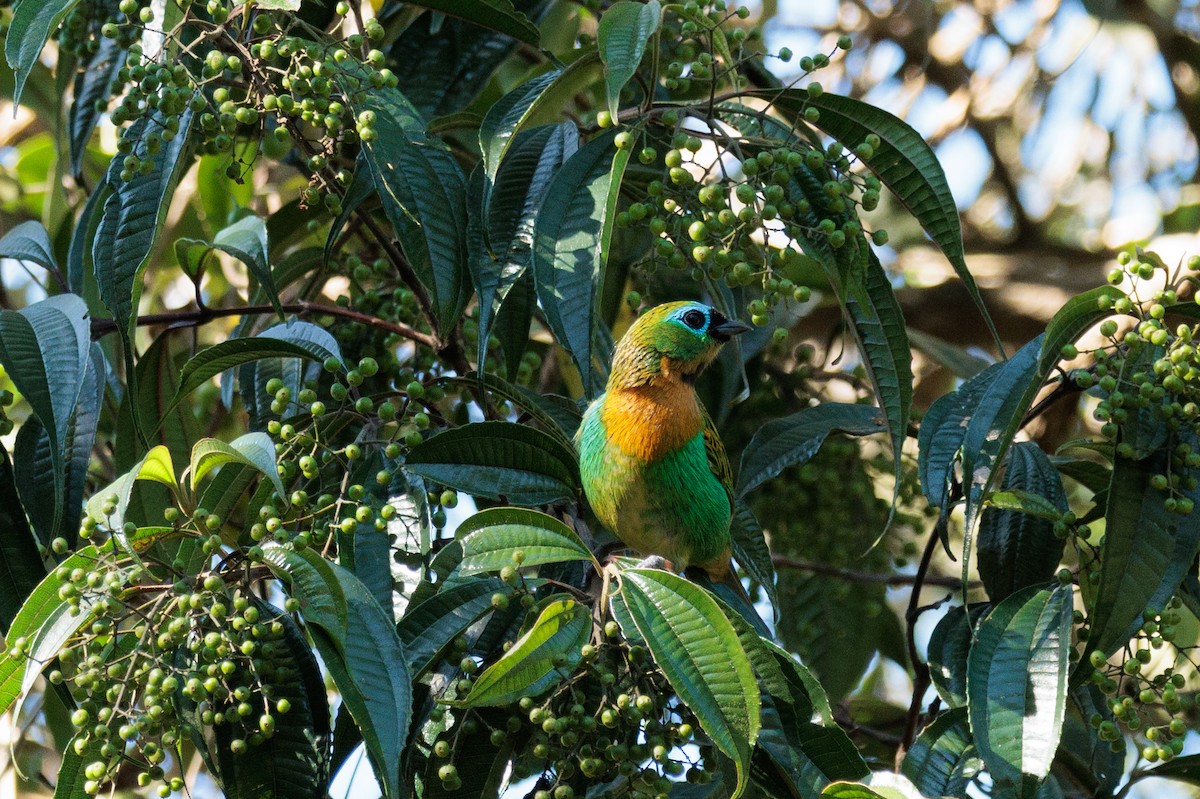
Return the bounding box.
[729,499,776,609]
[774,91,1002,354]
[845,252,912,507]
[473,123,578,374]
[237,320,342,429]
[401,0,541,45]
[0,442,46,634]
[404,421,579,505]
[917,362,1004,515]
[959,336,1043,586]
[967,584,1073,798]
[262,545,411,799]
[901,708,975,799]
[213,215,281,316]
[93,105,196,341]
[619,568,760,798]
[13,344,102,547]
[907,328,991,379]
[85,446,176,540]
[532,130,625,395]
[480,56,600,181]
[399,577,511,678]
[820,782,888,799]
[1139,755,1200,787]
[163,328,334,422]
[54,734,105,799]
[69,33,124,177]
[456,506,597,572]
[452,597,590,706]
[1084,450,1200,660]
[736,403,885,496]
[358,87,468,336]
[977,443,1067,602]
[598,1,661,118]
[0,548,100,718]
[190,432,285,500]
[926,604,989,709]
[443,372,581,451]
[0,220,57,273]
[5,0,83,105]
[212,600,331,798]
[0,294,91,535]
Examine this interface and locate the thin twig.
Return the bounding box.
[771,555,972,589]
[897,528,943,763]
[89,300,439,349]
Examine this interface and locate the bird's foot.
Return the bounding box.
[634,555,674,572]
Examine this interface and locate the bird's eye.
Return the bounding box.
[682,309,706,329]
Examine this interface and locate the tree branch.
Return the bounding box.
[89,300,440,349]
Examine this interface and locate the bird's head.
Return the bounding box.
[608,301,751,389]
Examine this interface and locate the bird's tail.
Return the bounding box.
[692,560,773,639]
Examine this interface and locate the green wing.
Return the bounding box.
[700,403,735,500]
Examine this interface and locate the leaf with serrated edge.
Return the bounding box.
[598,1,661,118]
[399,577,512,679]
[405,421,578,506]
[456,506,598,572]
[737,403,885,496]
[967,585,1072,797]
[451,597,590,707]
[191,432,285,501]
[400,0,540,46]
[619,568,760,798]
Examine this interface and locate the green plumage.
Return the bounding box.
[577,301,749,576]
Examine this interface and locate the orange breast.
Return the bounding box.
[599,379,702,463]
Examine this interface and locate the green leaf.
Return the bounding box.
[92,104,196,340]
[787,91,1002,354]
[0,220,57,273]
[164,324,336,422]
[1138,754,1200,787]
[729,499,776,609]
[84,445,176,540]
[0,442,46,635]
[54,734,105,799]
[398,576,512,678]
[967,584,1073,798]
[619,568,760,798]
[262,545,411,799]
[451,597,590,707]
[69,34,124,177]
[443,372,581,451]
[845,252,912,511]
[237,320,343,430]
[901,708,975,799]
[926,604,988,709]
[455,506,597,573]
[819,781,887,799]
[906,328,991,379]
[400,0,541,46]
[472,123,577,376]
[212,214,282,316]
[0,294,91,535]
[5,0,84,105]
[736,403,885,496]
[959,336,1044,587]
[480,55,601,181]
[1084,449,1200,660]
[190,432,286,501]
[358,87,468,336]
[256,0,301,8]
[211,600,331,798]
[978,443,1068,602]
[532,129,626,396]
[0,549,100,718]
[598,1,661,118]
[404,421,579,505]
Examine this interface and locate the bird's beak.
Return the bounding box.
[710,318,752,341]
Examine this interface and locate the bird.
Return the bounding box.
[577,300,753,598]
